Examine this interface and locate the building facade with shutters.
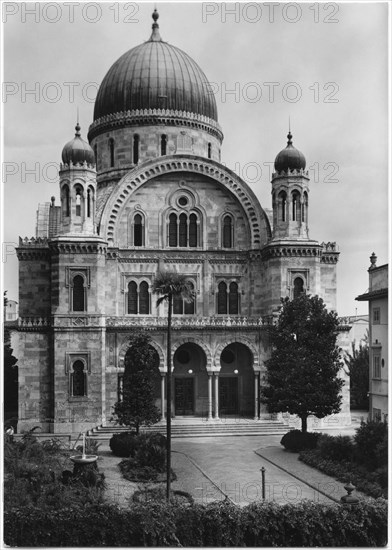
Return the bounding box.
[15,11,350,433]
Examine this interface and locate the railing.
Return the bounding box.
[106,315,274,328]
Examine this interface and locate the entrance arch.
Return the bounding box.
[173,342,208,417]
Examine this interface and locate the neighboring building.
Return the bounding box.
[356,254,388,421]
[14,11,350,433]
[4,300,18,322]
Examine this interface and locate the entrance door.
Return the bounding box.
[219,377,239,415]
[175,378,194,415]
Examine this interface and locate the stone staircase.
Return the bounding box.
[88,418,290,439]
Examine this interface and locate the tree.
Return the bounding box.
[4,292,18,425]
[261,294,344,433]
[152,271,194,500]
[344,337,369,410]
[113,331,161,435]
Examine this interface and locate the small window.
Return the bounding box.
[207,142,212,159]
[94,144,98,166]
[133,213,144,246]
[293,277,304,299]
[161,134,167,156]
[223,215,233,248]
[75,190,81,217]
[109,138,115,168]
[373,355,381,379]
[133,134,140,164]
[139,281,150,315]
[279,191,287,222]
[189,214,197,248]
[72,275,85,312]
[373,408,382,421]
[179,213,187,247]
[373,307,380,324]
[87,189,91,218]
[118,374,124,402]
[228,282,239,314]
[63,185,70,217]
[128,281,138,314]
[71,360,86,397]
[173,281,195,315]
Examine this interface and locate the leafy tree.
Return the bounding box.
[152,271,194,500]
[113,331,160,435]
[344,338,369,410]
[261,294,344,432]
[4,292,18,423]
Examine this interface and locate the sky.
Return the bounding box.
[2,1,390,315]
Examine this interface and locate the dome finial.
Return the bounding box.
[149,7,162,41]
[75,107,81,137]
[287,118,293,145]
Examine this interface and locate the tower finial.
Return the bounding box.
[75,107,81,136]
[149,7,162,41]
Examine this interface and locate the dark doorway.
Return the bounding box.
[175,378,194,415]
[219,377,238,415]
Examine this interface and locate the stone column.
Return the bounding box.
[214,373,219,419]
[160,373,165,421]
[254,372,259,420]
[207,373,213,420]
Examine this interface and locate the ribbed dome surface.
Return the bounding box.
[94,20,217,122]
[274,132,306,172]
[62,124,95,165]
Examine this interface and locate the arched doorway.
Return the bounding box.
[173,343,207,416]
[219,343,254,417]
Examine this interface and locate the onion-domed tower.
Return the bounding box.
[88,9,223,188]
[59,123,97,235]
[271,131,309,240]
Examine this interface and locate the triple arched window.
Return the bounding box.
[173,281,195,315]
[217,281,239,314]
[127,281,150,314]
[168,212,199,247]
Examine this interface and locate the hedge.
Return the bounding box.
[299,450,387,499]
[4,499,387,547]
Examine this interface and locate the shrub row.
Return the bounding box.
[4,499,387,547]
[280,429,320,452]
[299,450,387,499]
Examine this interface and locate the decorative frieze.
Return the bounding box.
[106,315,274,329]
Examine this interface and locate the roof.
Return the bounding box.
[356,288,388,301]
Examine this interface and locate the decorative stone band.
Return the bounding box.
[59,161,96,172]
[16,314,353,331]
[260,241,339,264]
[272,169,309,180]
[100,155,271,248]
[88,108,224,142]
[106,315,274,329]
[17,237,50,261]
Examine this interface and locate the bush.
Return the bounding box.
[132,487,193,506]
[317,434,354,462]
[280,430,320,452]
[135,436,166,472]
[109,432,138,457]
[4,499,388,547]
[354,419,388,470]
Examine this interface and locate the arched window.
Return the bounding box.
[72,275,85,312]
[75,189,82,217]
[161,134,167,156]
[62,184,70,217]
[94,144,98,166]
[128,281,138,314]
[189,214,197,247]
[173,281,195,314]
[223,215,233,248]
[207,142,212,159]
[133,134,140,164]
[71,360,86,397]
[169,213,178,247]
[293,277,304,299]
[217,282,227,314]
[279,191,287,222]
[139,281,150,314]
[87,188,91,218]
[302,192,308,223]
[179,213,187,247]
[133,213,144,246]
[109,138,114,168]
[292,191,301,221]
[228,282,239,314]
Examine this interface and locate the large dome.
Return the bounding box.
[274,132,306,173]
[93,11,218,122]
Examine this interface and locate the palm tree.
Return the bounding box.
[152,271,194,500]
